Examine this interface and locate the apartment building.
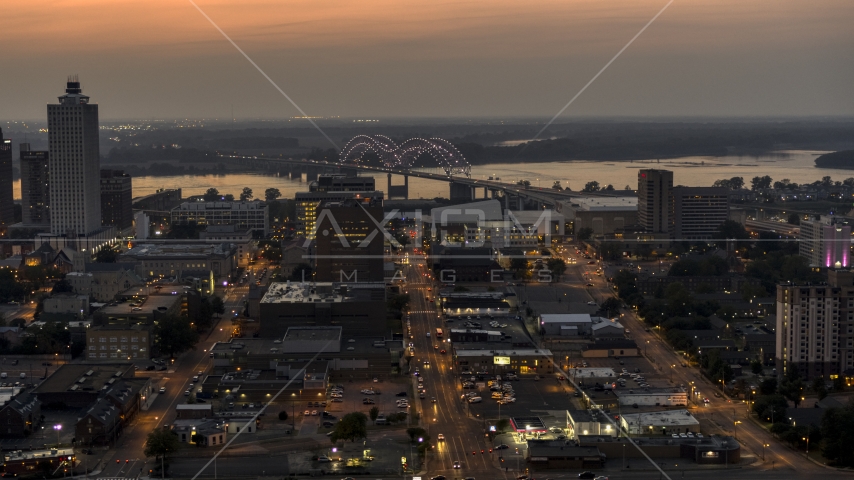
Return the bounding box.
[776,269,854,380]
[799,215,851,268]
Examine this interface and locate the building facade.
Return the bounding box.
[171,201,269,236]
[799,215,851,268]
[295,190,384,239]
[100,170,133,233]
[314,200,385,282]
[0,130,14,236]
[672,187,729,240]
[19,144,51,226]
[86,325,153,361]
[310,174,375,192]
[118,243,237,281]
[258,282,387,338]
[47,78,102,236]
[775,270,854,380]
[200,225,256,267]
[637,169,673,235]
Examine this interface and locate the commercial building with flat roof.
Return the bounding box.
[118,243,237,285]
[2,448,76,476]
[314,199,385,282]
[453,348,553,375]
[576,435,740,465]
[100,170,133,234]
[295,190,383,239]
[672,186,729,240]
[200,225,256,267]
[86,324,153,361]
[171,200,269,236]
[32,363,136,409]
[558,196,638,237]
[619,409,700,435]
[539,314,593,336]
[258,282,386,338]
[310,174,375,193]
[615,387,688,407]
[93,290,183,324]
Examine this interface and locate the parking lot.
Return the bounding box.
[459,375,580,419]
[319,378,414,427]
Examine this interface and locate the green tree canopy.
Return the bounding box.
[546,258,566,279]
[144,428,180,459]
[265,188,282,202]
[203,188,220,201]
[154,315,200,358]
[330,412,368,443]
[239,187,253,201]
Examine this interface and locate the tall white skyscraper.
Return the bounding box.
[47,76,102,236]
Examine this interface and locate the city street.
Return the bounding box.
[575,252,828,476]
[92,284,246,478]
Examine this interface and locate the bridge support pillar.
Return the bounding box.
[387,173,409,199]
[518,195,523,210]
[450,181,474,201]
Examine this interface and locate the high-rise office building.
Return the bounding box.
[314,199,385,282]
[100,170,133,232]
[47,77,102,236]
[295,174,381,239]
[672,187,729,240]
[637,169,673,235]
[0,128,13,235]
[296,191,384,239]
[19,144,51,226]
[776,269,854,380]
[799,215,851,268]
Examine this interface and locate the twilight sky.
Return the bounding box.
[2,0,853,121]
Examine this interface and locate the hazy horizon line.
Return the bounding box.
[4,114,854,127]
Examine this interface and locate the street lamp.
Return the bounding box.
[733,420,741,439]
[763,443,770,461]
[803,436,809,458]
[53,424,61,446]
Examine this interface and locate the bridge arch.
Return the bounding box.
[339,135,471,177]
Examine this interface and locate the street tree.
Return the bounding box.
[330,412,367,443]
[210,296,225,317]
[369,406,379,424]
[601,297,622,317]
[546,258,566,280]
[154,315,200,358]
[240,187,253,201]
[144,428,180,461]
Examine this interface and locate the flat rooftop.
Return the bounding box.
[123,243,232,257]
[620,409,699,426]
[212,336,400,357]
[261,282,343,304]
[454,348,552,357]
[616,387,687,395]
[568,367,617,378]
[284,326,343,342]
[565,196,638,211]
[540,314,592,324]
[33,363,134,394]
[5,448,75,462]
[97,294,181,317]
